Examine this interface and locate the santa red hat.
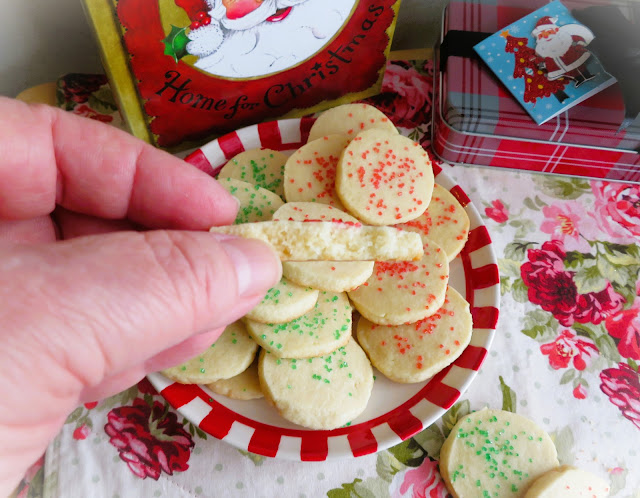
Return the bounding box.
[532,16,559,37]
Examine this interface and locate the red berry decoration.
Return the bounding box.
[201,16,211,26]
[190,21,201,30]
[195,11,207,21]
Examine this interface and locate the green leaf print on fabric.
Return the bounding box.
[237,449,264,466]
[386,438,426,468]
[499,376,517,413]
[441,400,471,439]
[504,241,537,261]
[533,176,591,200]
[574,262,608,294]
[550,426,575,466]
[413,423,446,460]
[521,309,560,341]
[327,477,390,498]
[376,452,406,482]
[511,278,530,303]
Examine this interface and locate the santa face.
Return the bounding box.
[188,0,357,78]
[534,28,574,59]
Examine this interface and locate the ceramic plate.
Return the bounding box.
[147,118,500,461]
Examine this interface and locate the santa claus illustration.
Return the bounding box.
[533,15,597,87]
[175,0,356,78]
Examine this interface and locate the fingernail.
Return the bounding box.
[216,236,282,297]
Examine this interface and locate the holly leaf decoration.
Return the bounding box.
[163,25,190,62]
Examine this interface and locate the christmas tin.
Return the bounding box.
[433,0,640,183]
[83,0,401,150]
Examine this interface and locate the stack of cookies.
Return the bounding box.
[162,104,472,430]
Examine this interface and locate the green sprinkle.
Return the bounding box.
[200,368,206,373]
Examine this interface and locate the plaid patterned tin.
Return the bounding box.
[433,0,640,183]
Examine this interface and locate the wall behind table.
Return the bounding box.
[0,0,446,98]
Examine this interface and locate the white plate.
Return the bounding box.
[147,118,500,461]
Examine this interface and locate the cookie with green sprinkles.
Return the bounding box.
[273,202,374,292]
[258,338,373,429]
[244,277,319,324]
[245,291,352,358]
[356,287,472,383]
[217,177,284,224]
[161,321,258,384]
[439,409,559,498]
[206,356,263,400]
[218,148,288,199]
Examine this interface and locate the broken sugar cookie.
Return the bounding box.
[209,221,423,262]
[161,321,258,384]
[258,338,374,430]
[439,409,560,498]
[218,148,287,198]
[245,277,319,324]
[273,202,374,291]
[523,466,610,498]
[283,134,349,209]
[245,291,352,358]
[217,177,284,224]
[356,287,472,383]
[308,103,398,142]
[335,129,434,225]
[348,239,449,325]
[207,357,263,400]
[397,184,470,262]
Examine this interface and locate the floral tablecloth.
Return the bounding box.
[15,60,640,498]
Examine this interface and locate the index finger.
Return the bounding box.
[0,97,237,229]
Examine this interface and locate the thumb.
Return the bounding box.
[0,230,281,423]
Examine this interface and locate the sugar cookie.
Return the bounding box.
[335,129,434,225]
[209,221,424,262]
[397,184,470,261]
[439,409,559,498]
[207,357,263,400]
[308,103,398,142]
[245,291,352,358]
[258,338,374,429]
[356,287,472,383]
[245,278,319,324]
[217,177,284,224]
[283,134,349,209]
[523,466,610,498]
[162,321,258,384]
[348,239,449,325]
[273,202,374,291]
[218,148,287,198]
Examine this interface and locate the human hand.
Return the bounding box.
[0,97,281,495]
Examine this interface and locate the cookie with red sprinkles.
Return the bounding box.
[347,238,449,326]
[307,103,398,142]
[356,287,471,383]
[335,129,434,225]
[283,134,350,209]
[396,184,470,262]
